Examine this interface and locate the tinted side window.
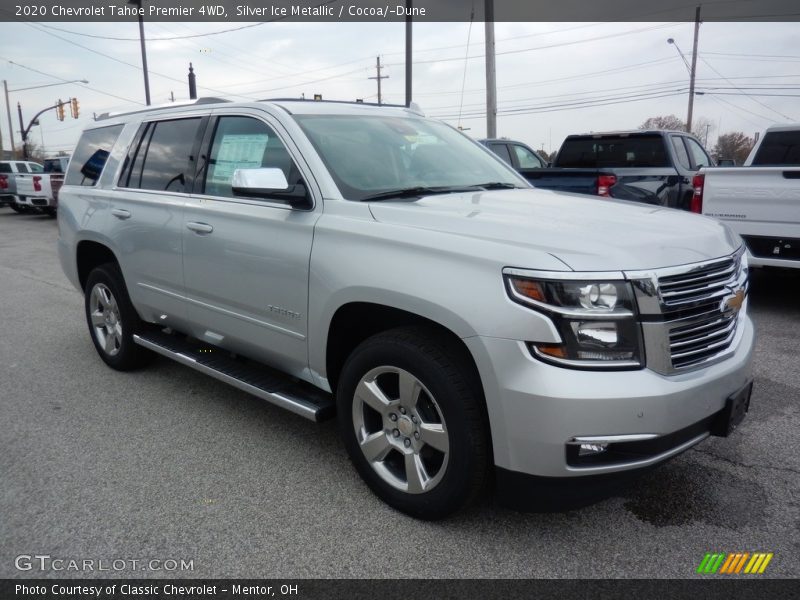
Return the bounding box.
[752,131,800,166]
[65,124,124,186]
[135,118,201,193]
[203,116,301,198]
[28,163,43,173]
[487,143,512,165]
[685,137,711,169]
[671,136,691,170]
[15,162,29,173]
[555,135,669,168]
[0,163,11,173]
[512,144,544,168]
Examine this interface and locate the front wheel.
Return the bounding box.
[84,263,153,371]
[337,327,490,520]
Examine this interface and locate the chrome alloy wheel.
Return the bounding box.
[89,283,123,357]
[352,366,450,494]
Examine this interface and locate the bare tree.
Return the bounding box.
[640,115,686,131]
[712,132,755,165]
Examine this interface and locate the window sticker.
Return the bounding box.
[208,133,269,185]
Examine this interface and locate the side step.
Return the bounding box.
[133,330,335,422]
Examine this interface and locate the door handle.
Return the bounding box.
[186,221,214,234]
[111,208,131,220]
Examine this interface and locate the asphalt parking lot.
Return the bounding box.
[0,210,798,579]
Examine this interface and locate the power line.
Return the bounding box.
[33,21,269,41]
[22,22,254,100]
[699,56,794,121]
[384,23,677,67]
[2,57,144,105]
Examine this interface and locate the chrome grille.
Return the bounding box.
[659,251,747,370]
[626,247,748,374]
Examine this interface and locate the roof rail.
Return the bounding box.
[95,97,231,121]
[262,97,424,115]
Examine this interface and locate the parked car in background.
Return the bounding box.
[44,156,71,174]
[698,124,800,270]
[522,130,714,210]
[478,139,548,179]
[0,160,45,213]
[15,166,64,216]
[744,123,800,166]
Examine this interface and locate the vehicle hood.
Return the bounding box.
[368,188,741,272]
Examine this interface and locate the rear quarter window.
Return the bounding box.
[0,163,11,173]
[65,124,124,186]
[555,135,670,168]
[752,131,800,166]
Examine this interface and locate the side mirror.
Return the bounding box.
[231,168,311,208]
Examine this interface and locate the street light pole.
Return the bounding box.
[3,80,14,154]
[667,7,701,134]
[687,6,701,134]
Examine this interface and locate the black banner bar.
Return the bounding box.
[2,579,799,600]
[1,0,799,23]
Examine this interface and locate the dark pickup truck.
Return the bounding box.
[521,130,714,210]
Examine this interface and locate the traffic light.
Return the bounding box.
[55,99,65,121]
[70,97,80,119]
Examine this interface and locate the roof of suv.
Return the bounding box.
[97,97,424,121]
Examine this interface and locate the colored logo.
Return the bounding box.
[724,289,746,313]
[697,552,773,574]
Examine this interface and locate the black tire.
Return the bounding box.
[9,203,26,214]
[43,207,57,217]
[337,326,490,520]
[84,263,153,371]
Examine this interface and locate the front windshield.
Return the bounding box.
[293,114,525,200]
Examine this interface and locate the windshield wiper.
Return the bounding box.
[360,186,481,202]
[474,182,520,190]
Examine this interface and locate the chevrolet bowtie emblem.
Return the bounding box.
[725,289,746,313]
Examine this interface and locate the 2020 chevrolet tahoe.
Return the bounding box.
[58,98,754,519]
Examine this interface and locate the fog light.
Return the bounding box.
[578,443,608,456]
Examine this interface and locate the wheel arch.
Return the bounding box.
[76,240,120,291]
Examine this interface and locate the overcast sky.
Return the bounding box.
[1,19,798,157]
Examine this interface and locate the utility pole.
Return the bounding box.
[405,0,412,107]
[129,0,151,105]
[369,56,389,105]
[3,80,15,153]
[687,5,701,134]
[484,0,497,138]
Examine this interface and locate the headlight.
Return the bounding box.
[505,274,643,369]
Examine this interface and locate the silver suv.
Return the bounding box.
[58,98,754,519]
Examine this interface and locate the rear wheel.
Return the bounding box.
[9,203,26,214]
[84,263,153,371]
[43,207,57,217]
[337,327,489,519]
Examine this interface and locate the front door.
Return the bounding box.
[181,112,320,380]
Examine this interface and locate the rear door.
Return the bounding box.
[112,116,206,329]
[181,109,321,378]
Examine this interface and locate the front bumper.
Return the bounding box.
[465,314,754,479]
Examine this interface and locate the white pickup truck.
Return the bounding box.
[15,169,64,217]
[698,124,800,269]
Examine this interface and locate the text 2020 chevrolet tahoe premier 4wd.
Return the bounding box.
[58,99,754,519]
